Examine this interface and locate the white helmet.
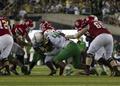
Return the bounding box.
[32,32,44,44]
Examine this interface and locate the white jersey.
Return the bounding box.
[44,30,70,48]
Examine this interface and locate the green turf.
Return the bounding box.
[0,66,120,86]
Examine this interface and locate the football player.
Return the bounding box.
[10,19,33,74]
[40,20,81,75]
[66,15,120,76]
[39,21,62,75]
[0,16,14,75]
[12,19,33,45]
[28,31,59,76]
[28,32,46,75]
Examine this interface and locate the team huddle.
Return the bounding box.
[0,15,120,76]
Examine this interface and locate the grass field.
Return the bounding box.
[0,66,120,86]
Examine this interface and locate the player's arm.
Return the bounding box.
[66,28,88,39]
[76,28,88,38]
[8,25,13,36]
[24,33,32,46]
[66,18,88,39]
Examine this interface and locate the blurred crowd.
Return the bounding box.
[0,0,120,26]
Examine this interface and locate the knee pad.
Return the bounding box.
[86,53,94,59]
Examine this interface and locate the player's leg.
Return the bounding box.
[11,42,26,75]
[0,35,13,75]
[44,48,61,75]
[104,35,120,76]
[9,56,19,75]
[25,45,32,64]
[45,55,57,75]
[65,43,81,76]
[85,36,103,75]
[105,39,120,76]
[28,52,45,74]
[46,61,56,75]
[16,54,29,75]
[71,43,81,69]
[53,42,80,75]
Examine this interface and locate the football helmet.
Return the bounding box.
[74,19,83,30]
[86,15,98,21]
[25,19,33,27]
[40,20,54,32]
[33,32,44,43]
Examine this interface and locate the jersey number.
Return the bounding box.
[94,22,104,28]
[52,32,60,38]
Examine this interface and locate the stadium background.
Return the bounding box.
[0,0,120,40]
